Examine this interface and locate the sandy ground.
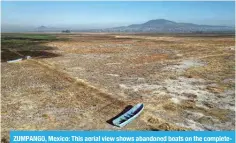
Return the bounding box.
[1,34,235,141]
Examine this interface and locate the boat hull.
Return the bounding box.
[112,103,144,127]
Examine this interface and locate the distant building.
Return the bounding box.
[62,30,71,33]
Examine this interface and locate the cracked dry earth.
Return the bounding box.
[1,34,235,140]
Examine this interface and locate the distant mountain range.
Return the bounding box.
[94,19,235,33]
[36,19,235,33]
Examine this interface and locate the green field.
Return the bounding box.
[1,34,67,62]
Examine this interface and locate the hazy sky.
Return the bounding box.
[1,1,235,30]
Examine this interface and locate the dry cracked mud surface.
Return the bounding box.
[1,33,235,141]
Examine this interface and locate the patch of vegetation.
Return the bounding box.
[180,100,232,122]
[42,114,49,118]
[1,33,65,62]
[2,34,58,50]
[132,54,169,64]
[162,102,179,111]
[2,33,58,40]
[184,54,235,90]
[150,122,189,131]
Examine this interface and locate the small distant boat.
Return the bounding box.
[112,103,144,127]
[7,58,23,63]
